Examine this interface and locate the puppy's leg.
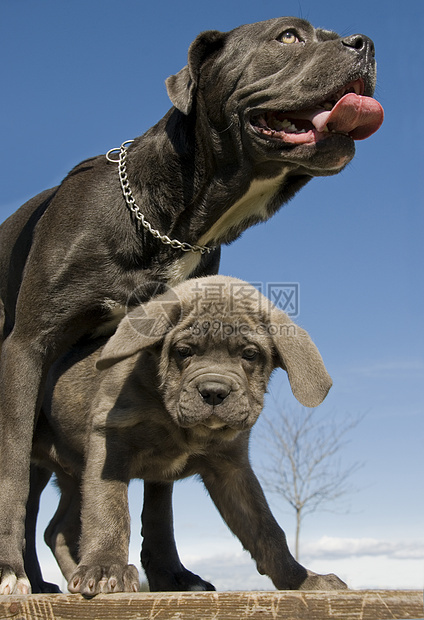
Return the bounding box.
[68,433,139,596]
[24,465,61,593]
[141,482,215,591]
[44,471,81,583]
[201,450,347,591]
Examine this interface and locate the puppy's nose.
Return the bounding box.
[198,381,231,406]
[342,34,375,58]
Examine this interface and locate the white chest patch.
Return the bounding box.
[198,171,289,247]
[167,170,288,286]
[166,251,204,287]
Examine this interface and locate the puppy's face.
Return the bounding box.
[97,276,333,434]
[159,320,275,439]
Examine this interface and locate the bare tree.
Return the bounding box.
[255,397,363,561]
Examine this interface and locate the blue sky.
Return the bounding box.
[1,0,423,591]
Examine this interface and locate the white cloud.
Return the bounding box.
[306,556,424,590]
[302,536,424,560]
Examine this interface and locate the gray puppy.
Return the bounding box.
[29,276,346,595]
[0,16,383,593]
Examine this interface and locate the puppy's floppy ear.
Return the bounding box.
[165,30,225,115]
[269,307,332,408]
[96,290,183,370]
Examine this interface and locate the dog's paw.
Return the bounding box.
[147,566,215,592]
[298,570,348,590]
[0,565,31,595]
[68,563,139,596]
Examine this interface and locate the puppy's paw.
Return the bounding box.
[147,566,215,592]
[0,565,31,595]
[299,570,348,590]
[68,563,139,596]
[173,567,216,591]
[31,580,62,594]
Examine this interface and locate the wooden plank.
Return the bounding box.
[0,590,422,620]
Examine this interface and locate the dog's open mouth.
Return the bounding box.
[250,79,384,145]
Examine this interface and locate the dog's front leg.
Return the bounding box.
[0,281,107,594]
[201,451,347,591]
[68,432,139,596]
[141,481,214,591]
[0,332,50,595]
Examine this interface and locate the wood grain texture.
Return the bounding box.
[0,590,422,620]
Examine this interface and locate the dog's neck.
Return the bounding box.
[166,171,290,285]
[125,110,309,284]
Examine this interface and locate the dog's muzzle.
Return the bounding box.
[197,378,232,407]
[176,371,250,430]
[249,79,383,145]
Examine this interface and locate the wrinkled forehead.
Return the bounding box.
[229,16,339,43]
[182,278,271,318]
[167,280,281,353]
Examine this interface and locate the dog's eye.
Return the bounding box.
[175,345,193,359]
[278,30,301,45]
[242,347,259,361]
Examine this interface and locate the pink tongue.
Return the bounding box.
[310,94,384,140]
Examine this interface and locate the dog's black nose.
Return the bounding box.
[342,34,375,58]
[198,381,231,406]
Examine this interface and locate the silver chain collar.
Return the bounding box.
[106,140,214,255]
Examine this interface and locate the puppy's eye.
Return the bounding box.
[242,347,259,361]
[175,345,193,359]
[278,30,301,45]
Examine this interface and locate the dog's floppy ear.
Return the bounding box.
[269,307,332,408]
[96,290,183,370]
[166,30,225,115]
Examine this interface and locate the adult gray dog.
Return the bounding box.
[0,17,383,594]
[28,276,346,595]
